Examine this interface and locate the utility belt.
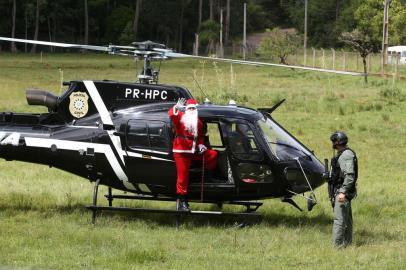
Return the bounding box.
[175,134,196,140]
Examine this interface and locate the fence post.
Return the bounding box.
[381,52,385,76]
[368,54,372,72]
[331,48,335,70]
[295,49,298,65]
[356,54,359,71]
[321,49,325,69]
[194,33,199,56]
[342,50,346,71]
[393,52,399,84]
[312,48,316,68]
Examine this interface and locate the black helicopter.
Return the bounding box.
[0,37,335,223]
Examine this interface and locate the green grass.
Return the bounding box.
[0,52,405,269]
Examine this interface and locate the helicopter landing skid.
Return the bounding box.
[87,182,262,226]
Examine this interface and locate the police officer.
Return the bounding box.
[329,131,358,248]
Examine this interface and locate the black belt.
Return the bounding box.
[175,134,195,140]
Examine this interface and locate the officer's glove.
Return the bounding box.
[198,144,207,154]
[175,98,186,111]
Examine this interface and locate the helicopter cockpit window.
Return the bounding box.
[227,122,262,161]
[205,122,224,149]
[126,120,169,152]
[257,117,312,161]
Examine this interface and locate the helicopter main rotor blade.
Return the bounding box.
[0,36,362,76]
[0,37,166,59]
[159,51,362,76]
[0,37,113,52]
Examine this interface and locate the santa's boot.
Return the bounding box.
[176,195,190,212]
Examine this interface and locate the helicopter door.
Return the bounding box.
[221,121,274,189]
[188,121,231,184]
[123,119,176,192]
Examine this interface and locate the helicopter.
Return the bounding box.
[0,37,337,224]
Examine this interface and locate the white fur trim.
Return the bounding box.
[172,140,196,154]
[173,149,195,153]
[186,104,197,109]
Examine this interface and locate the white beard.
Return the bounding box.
[181,110,198,137]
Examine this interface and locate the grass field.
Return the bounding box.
[0,53,405,269]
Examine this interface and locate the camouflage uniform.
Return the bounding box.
[332,148,357,248]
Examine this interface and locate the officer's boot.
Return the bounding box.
[176,195,190,212]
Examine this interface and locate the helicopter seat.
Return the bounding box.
[228,131,251,155]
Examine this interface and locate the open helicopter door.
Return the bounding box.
[117,119,177,195]
[185,120,237,200]
[220,119,276,197]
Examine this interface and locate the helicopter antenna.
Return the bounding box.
[192,72,210,102]
[258,99,286,114]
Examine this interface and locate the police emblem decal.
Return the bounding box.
[69,92,89,118]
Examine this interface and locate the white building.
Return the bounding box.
[388,46,406,65]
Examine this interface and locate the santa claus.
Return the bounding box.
[168,98,217,211]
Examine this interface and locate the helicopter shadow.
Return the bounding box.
[89,205,335,229]
[261,212,332,228]
[0,200,332,229]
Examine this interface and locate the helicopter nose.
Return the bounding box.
[284,156,325,194]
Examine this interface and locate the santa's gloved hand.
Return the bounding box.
[175,98,186,111]
[198,144,207,153]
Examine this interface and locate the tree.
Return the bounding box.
[282,0,355,47]
[225,0,230,45]
[209,0,214,20]
[199,19,220,54]
[11,0,17,52]
[355,0,406,46]
[178,0,191,51]
[197,0,202,32]
[133,0,142,40]
[257,28,301,65]
[84,0,89,45]
[30,0,40,53]
[340,30,376,83]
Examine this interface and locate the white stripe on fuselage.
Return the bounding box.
[24,137,137,190]
[83,80,126,165]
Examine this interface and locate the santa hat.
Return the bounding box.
[185,99,198,109]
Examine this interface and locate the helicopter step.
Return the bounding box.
[102,193,263,212]
[87,182,262,225]
[86,205,262,220]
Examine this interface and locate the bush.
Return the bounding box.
[379,86,401,100]
[256,28,302,64]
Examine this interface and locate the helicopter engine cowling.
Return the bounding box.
[26,89,58,111]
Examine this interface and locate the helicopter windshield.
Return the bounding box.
[257,117,312,161]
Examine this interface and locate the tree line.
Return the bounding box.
[1,0,405,53]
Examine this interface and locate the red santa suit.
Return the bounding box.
[168,99,217,195]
